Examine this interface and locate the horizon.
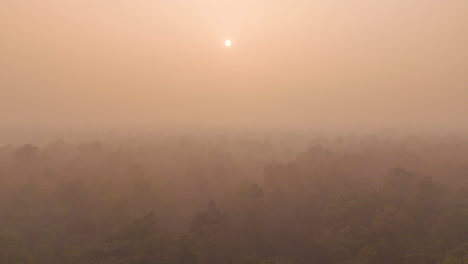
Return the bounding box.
[1,0,467,132]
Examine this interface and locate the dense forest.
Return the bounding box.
[0,134,467,264]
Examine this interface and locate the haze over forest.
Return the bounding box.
[0,1,467,264]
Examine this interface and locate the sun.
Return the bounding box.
[224,39,232,47]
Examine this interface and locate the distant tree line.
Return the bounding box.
[0,135,466,264]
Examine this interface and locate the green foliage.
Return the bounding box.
[179,232,198,264]
[190,200,227,240]
[190,200,230,264]
[82,212,174,264]
[0,232,33,264]
[0,137,467,264]
[438,244,468,264]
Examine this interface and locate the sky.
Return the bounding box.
[1,0,467,131]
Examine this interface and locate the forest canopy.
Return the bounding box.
[0,134,467,264]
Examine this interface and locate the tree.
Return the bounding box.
[383,168,417,205]
[14,144,38,164]
[438,243,468,264]
[179,232,198,264]
[0,232,32,264]
[83,211,174,264]
[190,200,229,264]
[356,246,378,264]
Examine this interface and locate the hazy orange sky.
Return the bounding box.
[1,0,467,130]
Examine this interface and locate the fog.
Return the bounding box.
[0,2,467,263]
[1,0,467,134]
